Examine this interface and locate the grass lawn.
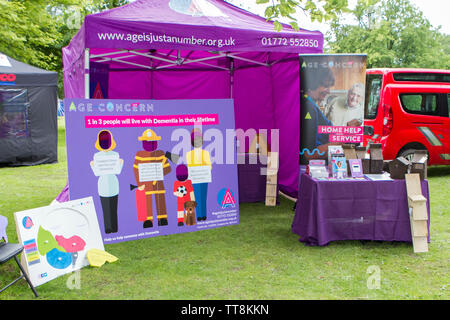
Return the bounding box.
[0,118,448,300]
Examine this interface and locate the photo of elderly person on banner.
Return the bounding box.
[299,66,338,163]
[299,55,367,165]
[327,83,365,127]
[186,128,212,221]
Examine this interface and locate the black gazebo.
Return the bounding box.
[0,53,58,166]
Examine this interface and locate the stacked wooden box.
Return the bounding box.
[265,152,279,207]
[405,173,429,253]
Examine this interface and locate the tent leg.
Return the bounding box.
[85,48,90,99]
[230,58,234,99]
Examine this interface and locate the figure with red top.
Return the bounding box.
[173,164,195,226]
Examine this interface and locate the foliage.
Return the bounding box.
[325,0,450,69]
[0,0,67,71]
[0,0,129,98]
[237,0,350,31]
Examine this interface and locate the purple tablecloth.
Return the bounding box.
[292,174,430,246]
[238,158,267,203]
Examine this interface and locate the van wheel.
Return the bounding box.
[398,148,427,162]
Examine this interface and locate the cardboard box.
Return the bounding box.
[369,143,384,174]
[343,144,357,175]
[410,150,428,180]
[383,160,392,173]
[362,158,371,174]
[389,157,410,179]
[355,146,367,160]
[343,144,357,159]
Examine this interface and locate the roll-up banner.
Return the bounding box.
[299,54,367,165]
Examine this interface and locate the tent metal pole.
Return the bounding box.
[110,58,153,70]
[130,50,176,64]
[230,57,234,99]
[166,54,229,71]
[84,48,90,99]
[90,49,128,59]
[227,54,269,67]
[155,53,227,70]
[93,54,137,63]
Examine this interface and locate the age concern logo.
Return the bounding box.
[217,188,236,209]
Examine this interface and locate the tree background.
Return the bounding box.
[325,0,450,69]
[0,0,448,98]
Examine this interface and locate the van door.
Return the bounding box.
[396,89,446,164]
[442,93,450,163]
[363,73,384,144]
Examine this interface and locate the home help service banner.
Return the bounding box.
[299,54,367,164]
[65,99,239,244]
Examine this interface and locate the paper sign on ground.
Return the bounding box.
[14,197,104,287]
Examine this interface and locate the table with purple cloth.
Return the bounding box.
[237,153,267,203]
[292,173,430,246]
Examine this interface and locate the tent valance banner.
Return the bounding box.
[64,98,239,244]
[65,0,323,54]
[299,54,367,165]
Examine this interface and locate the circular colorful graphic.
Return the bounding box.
[46,248,72,269]
[106,102,114,112]
[22,216,34,229]
[217,188,236,208]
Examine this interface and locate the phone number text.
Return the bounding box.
[261,37,320,48]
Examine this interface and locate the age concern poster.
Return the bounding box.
[65,99,239,244]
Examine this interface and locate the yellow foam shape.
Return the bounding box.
[87,248,118,267]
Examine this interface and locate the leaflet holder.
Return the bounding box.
[369,143,384,174]
[410,150,428,180]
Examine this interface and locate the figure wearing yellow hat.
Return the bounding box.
[133,129,171,228]
[90,130,123,234]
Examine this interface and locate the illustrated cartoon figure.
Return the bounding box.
[90,130,123,234]
[184,201,197,226]
[186,128,212,221]
[173,164,195,226]
[133,129,171,228]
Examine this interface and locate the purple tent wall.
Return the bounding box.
[61,0,324,198]
[153,70,230,100]
[63,52,301,197]
[272,58,300,197]
[62,25,86,99]
[92,56,299,196]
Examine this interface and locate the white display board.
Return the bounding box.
[14,197,104,287]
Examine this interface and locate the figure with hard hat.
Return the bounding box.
[133,129,171,228]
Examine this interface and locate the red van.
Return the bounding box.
[363,68,450,165]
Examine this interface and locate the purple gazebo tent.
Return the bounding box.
[62,0,323,199]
